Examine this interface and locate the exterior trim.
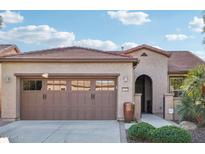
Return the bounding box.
[0,58,138,63]
[15,73,120,78]
[168,73,187,77]
[168,71,188,75]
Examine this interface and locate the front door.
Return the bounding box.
[135,75,152,113]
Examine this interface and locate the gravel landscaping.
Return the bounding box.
[190,128,205,143]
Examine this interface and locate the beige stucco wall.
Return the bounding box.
[0,48,19,117]
[127,49,169,114]
[1,62,133,121]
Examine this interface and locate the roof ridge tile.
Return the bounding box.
[17,46,132,58]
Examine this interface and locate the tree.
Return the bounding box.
[204,14,205,31]
[0,15,2,29]
[182,65,205,99]
[0,15,3,29]
[203,14,205,43]
[178,65,205,124]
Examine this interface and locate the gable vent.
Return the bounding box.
[141,53,148,57]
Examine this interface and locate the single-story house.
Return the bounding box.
[0,44,204,121]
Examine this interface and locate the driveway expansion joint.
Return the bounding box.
[41,123,64,143]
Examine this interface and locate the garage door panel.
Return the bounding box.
[35,94,44,120]
[21,78,116,120]
[71,108,79,119]
[21,93,27,119]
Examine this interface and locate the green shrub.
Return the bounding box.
[150,126,192,143]
[177,95,197,123]
[128,122,156,141]
[178,64,205,125]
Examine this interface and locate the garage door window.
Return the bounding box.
[47,80,67,91]
[71,80,91,91]
[23,80,42,91]
[96,80,115,91]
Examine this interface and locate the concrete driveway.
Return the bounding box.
[0,120,121,143]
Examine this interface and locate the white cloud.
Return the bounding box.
[165,34,189,41]
[121,42,138,50]
[0,25,118,50]
[107,11,151,25]
[0,25,75,47]
[188,17,204,32]
[0,11,24,25]
[73,39,118,50]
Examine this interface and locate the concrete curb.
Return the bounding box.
[119,121,127,143]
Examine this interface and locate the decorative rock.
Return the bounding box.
[0,137,10,143]
[179,121,197,130]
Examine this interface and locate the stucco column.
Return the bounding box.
[164,93,174,120]
[1,74,18,121]
[134,93,142,121]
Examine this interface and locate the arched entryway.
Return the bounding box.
[135,75,152,113]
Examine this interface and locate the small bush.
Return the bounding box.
[150,126,192,143]
[128,122,156,141]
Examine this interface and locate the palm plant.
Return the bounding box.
[0,15,2,29]
[177,95,196,122]
[182,65,205,99]
[178,65,205,124]
[203,13,205,44]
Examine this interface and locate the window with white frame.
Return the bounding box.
[169,77,184,97]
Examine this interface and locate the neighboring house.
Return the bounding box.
[0,45,21,57]
[0,44,204,121]
[0,44,20,117]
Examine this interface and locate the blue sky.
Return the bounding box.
[0,10,204,58]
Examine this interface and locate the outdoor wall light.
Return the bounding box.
[4,76,11,83]
[123,76,128,82]
[42,73,48,78]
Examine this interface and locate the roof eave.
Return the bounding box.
[0,58,138,63]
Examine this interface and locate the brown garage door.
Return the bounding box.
[20,78,117,120]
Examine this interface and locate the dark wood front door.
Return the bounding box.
[135,75,152,113]
[20,78,117,120]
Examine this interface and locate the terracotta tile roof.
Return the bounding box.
[1,46,137,62]
[0,44,14,52]
[1,44,204,73]
[123,44,171,57]
[108,47,205,74]
[0,44,21,57]
[107,51,123,55]
[168,51,205,74]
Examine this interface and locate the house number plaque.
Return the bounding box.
[122,87,129,92]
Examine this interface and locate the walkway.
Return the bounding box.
[141,114,178,128]
[125,114,178,129]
